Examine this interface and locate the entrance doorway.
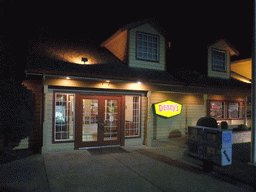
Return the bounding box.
[75,95,123,149]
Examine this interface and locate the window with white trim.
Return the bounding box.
[54,93,75,142]
[212,50,226,72]
[125,96,140,137]
[137,32,159,61]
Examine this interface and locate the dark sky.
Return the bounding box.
[1,1,254,75]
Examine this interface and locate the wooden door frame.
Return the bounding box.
[74,94,125,149]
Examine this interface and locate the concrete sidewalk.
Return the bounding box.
[0,154,50,192]
[0,139,255,191]
[43,143,254,192]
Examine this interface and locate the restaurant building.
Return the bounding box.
[22,20,251,154]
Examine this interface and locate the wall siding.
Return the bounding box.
[186,105,206,127]
[22,79,43,153]
[151,92,204,105]
[103,30,128,62]
[151,92,205,139]
[13,137,29,150]
[128,24,165,71]
[155,105,205,139]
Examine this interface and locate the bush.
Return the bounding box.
[0,82,34,152]
[221,121,228,129]
[196,117,218,128]
[233,124,249,132]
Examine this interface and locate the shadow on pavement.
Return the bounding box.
[183,141,256,189]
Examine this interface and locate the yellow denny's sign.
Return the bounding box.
[153,100,182,118]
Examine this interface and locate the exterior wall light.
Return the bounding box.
[137,81,141,85]
[66,77,71,80]
[102,80,110,86]
[81,58,88,64]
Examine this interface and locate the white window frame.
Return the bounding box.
[212,49,226,72]
[125,95,141,138]
[53,92,75,142]
[136,32,159,62]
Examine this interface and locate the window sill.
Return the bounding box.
[53,140,74,144]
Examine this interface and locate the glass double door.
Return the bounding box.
[75,95,122,149]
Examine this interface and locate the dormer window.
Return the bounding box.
[136,32,159,62]
[212,50,226,72]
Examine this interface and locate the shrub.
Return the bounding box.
[196,117,218,128]
[0,82,34,153]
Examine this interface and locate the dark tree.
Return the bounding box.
[0,82,34,156]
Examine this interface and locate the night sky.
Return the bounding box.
[1,1,254,76]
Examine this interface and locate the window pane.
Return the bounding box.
[125,96,140,137]
[137,40,142,46]
[137,32,158,61]
[229,102,239,119]
[212,50,226,71]
[209,101,225,119]
[104,100,118,141]
[82,99,98,141]
[54,93,75,141]
[142,35,147,40]
[229,102,243,119]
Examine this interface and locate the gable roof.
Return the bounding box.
[171,68,251,90]
[27,28,249,91]
[27,47,181,85]
[101,19,167,47]
[121,18,167,37]
[208,39,239,56]
[29,40,123,65]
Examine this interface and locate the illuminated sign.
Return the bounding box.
[153,100,182,118]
